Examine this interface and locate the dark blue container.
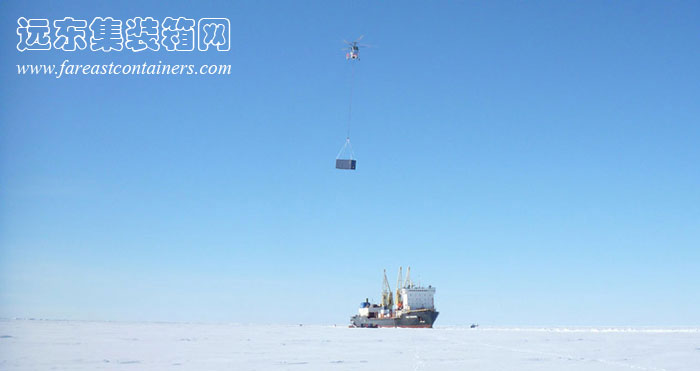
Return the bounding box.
[336,159,356,170]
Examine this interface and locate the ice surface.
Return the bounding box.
[1,319,699,370]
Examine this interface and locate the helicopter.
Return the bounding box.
[343,35,371,60]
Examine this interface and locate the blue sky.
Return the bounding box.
[1,1,699,325]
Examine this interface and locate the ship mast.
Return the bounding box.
[381,269,394,308]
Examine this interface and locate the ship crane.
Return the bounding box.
[381,269,393,308]
[396,267,403,310]
[404,266,413,289]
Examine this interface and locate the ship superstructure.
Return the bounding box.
[350,267,439,328]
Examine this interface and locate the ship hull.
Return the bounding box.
[350,310,439,328]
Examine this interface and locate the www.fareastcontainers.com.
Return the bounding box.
[17,60,232,78]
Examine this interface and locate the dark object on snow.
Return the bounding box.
[336,159,356,170]
[470,323,479,329]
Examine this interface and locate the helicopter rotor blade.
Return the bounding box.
[355,35,365,42]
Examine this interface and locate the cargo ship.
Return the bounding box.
[350,267,439,328]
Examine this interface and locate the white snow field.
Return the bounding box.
[1,320,699,371]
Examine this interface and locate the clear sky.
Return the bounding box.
[1,1,699,326]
